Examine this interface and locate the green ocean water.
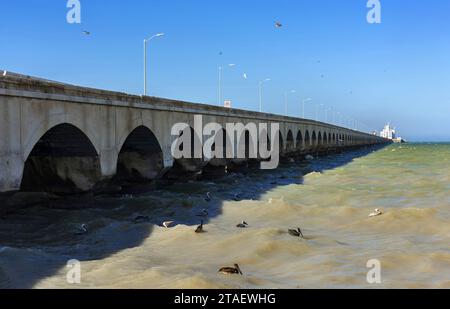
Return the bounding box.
[0,143,449,288]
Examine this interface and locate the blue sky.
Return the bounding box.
[1,0,449,141]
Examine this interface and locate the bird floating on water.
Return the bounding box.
[196,209,209,217]
[369,209,383,218]
[233,193,242,201]
[162,221,176,228]
[218,264,243,275]
[74,224,88,236]
[195,220,204,233]
[204,192,212,202]
[236,221,249,228]
[288,227,304,239]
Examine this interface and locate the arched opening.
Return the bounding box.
[305,130,311,147]
[286,130,295,153]
[116,126,164,183]
[170,126,204,176]
[229,128,259,171]
[323,132,328,145]
[312,131,317,147]
[21,124,101,194]
[207,129,230,164]
[318,132,322,146]
[204,128,232,176]
[296,130,303,150]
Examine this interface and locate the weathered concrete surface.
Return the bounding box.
[0,72,389,194]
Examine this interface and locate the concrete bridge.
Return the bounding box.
[0,73,388,194]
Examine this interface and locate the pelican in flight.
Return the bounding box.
[369,209,383,217]
[288,227,304,239]
[74,224,88,236]
[218,264,243,275]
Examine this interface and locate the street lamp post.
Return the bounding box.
[259,78,271,112]
[143,33,164,96]
[325,108,331,123]
[302,98,312,119]
[218,64,236,106]
[315,104,320,122]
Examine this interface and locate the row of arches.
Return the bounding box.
[20,123,383,194]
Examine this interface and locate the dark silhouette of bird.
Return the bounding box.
[218,264,243,275]
[195,220,204,233]
[288,227,304,238]
[82,30,91,36]
[275,21,283,28]
[236,221,249,228]
[204,192,212,202]
[233,193,242,201]
[74,224,88,236]
[196,209,209,217]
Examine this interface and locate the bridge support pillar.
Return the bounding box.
[0,99,24,192]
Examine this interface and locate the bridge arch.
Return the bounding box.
[311,131,317,147]
[116,126,164,182]
[286,130,295,153]
[21,123,102,193]
[168,126,205,175]
[305,130,311,148]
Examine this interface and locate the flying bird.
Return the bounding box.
[242,73,248,80]
[275,21,283,28]
[82,30,91,36]
[2,70,6,77]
